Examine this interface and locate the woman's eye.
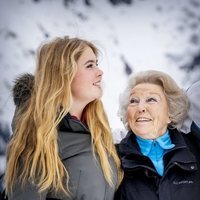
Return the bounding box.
[130,98,139,104]
[146,97,157,103]
[86,64,94,68]
[86,62,99,68]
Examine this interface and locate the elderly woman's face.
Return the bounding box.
[127,83,171,139]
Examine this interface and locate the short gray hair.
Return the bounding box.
[118,70,189,130]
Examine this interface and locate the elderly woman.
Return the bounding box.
[114,70,200,200]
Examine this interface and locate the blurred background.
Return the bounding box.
[0,0,200,175]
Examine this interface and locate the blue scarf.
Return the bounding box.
[136,130,175,176]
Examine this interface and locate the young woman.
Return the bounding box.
[5,36,123,200]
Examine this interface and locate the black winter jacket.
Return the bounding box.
[114,128,200,200]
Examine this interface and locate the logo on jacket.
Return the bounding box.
[173,180,194,185]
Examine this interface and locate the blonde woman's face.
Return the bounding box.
[127,83,171,139]
[71,46,103,106]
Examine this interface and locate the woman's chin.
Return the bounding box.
[134,131,158,139]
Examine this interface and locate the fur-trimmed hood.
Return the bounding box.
[12,73,34,107]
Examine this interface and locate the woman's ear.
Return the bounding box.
[167,114,172,124]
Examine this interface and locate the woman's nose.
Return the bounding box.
[138,103,146,113]
[97,67,103,77]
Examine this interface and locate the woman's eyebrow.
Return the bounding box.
[148,92,162,99]
[84,59,97,65]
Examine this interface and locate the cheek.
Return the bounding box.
[161,105,170,121]
[72,74,88,88]
[127,107,136,121]
[71,80,78,94]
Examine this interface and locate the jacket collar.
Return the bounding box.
[118,129,197,171]
[119,129,188,155]
[58,113,90,133]
[136,130,175,156]
[164,129,196,166]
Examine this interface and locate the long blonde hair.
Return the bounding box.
[5,36,123,196]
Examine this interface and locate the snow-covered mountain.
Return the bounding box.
[0,0,200,172]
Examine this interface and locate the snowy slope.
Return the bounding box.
[0,0,200,171]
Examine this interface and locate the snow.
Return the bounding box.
[0,0,200,172]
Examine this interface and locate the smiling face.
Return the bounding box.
[127,83,171,139]
[71,46,103,108]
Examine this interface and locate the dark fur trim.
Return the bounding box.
[12,73,34,106]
